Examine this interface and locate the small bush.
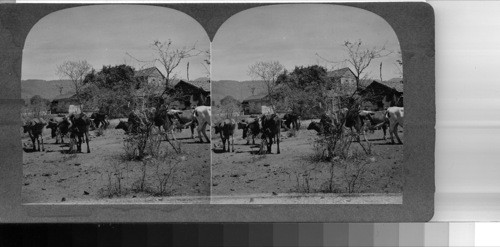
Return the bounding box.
[122,131,162,160]
[338,152,372,193]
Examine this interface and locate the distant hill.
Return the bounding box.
[21,79,74,101]
[211,80,266,106]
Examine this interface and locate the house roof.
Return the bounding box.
[327,67,354,78]
[243,93,268,102]
[135,67,165,78]
[376,80,404,93]
[186,79,210,92]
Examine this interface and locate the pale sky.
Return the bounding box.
[22,5,210,81]
[211,4,402,81]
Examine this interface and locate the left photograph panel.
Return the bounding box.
[21,5,211,204]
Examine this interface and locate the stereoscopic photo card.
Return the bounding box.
[0,2,434,222]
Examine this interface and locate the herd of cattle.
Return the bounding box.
[21,106,212,154]
[212,106,404,154]
[22,104,404,156]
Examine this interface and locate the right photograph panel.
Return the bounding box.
[211,4,403,204]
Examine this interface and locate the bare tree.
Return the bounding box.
[200,49,211,80]
[342,40,391,89]
[394,51,403,79]
[151,40,201,92]
[128,39,202,97]
[248,61,284,112]
[56,60,92,106]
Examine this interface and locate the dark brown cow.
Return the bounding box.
[90,112,109,129]
[260,114,281,154]
[115,120,131,134]
[23,118,47,152]
[214,119,236,152]
[283,113,300,130]
[238,117,260,145]
[47,117,71,144]
[68,113,91,153]
[307,121,324,135]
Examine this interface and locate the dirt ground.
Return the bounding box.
[22,119,211,204]
[211,118,403,203]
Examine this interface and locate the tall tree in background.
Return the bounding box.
[275,65,330,117]
[82,64,138,117]
[341,40,391,89]
[56,60,92,106]
[248,61,285,112]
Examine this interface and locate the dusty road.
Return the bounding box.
[211,119,403,203]
[22,119,211,203]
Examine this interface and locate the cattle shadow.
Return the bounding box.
[22,148,39,153]
[373,142,403,146]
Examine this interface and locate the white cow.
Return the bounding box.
[385,107,404,144]
[193,106,211,143]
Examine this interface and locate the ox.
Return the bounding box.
[385,107,404,144]
[193,106,211,143]
[214,119,236,152]
[90,112,109,130]
[238,117,260,145]
[68,113,91,153]
[47,117,71,144]
[363,110,388,140]
[23,118,47,152]
[283,113,300,130]
[115,120,131,134]
[260,114,281,154]
[168,109,197,139]
[307,121,324,135]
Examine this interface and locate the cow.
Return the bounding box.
[238,117,260,145]
[363,110,388,140]
[115,120,131,134]
[385,107,404,144]
[282,113,300,130]
[68,113,91,153]
[193,106,211,143]
[22,118,47,151]
[260,114,281,154]
[152,107,178,141]
[307,121,324,135]
[47,117,71,144]
[90,112,109,130]
[214,119,236,152]
[343,107,370,143]
[167,109,198,139]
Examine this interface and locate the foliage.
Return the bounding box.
[275,65,331,118]
[56,60,93,105]
[218,96,241,118]
[23,95,50,119]
[342,40,391,89]
[81,64,139,118]
[248,61,285,112]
